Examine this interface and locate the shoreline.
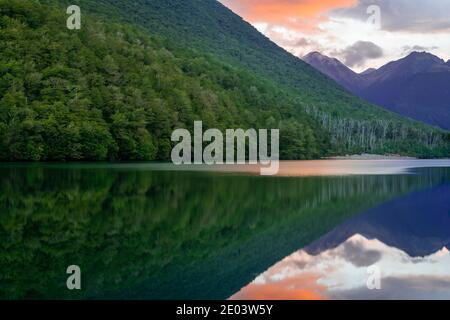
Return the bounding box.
[326,154,418,160]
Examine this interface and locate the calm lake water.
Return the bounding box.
[1,160,450,300]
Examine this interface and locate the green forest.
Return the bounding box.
[0,0,449,161]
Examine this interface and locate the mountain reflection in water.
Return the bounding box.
[232,184,450,300]
[0,163,449,299]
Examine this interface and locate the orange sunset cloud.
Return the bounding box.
[221,0,356,31]
[220,1,450,72]
[230,273,328,300]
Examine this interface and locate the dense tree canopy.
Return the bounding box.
[0,0,448,161]
[0,0,332,161]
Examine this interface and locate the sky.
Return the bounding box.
[220,0,450,72]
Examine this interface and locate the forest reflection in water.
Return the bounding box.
[0,163,449,299]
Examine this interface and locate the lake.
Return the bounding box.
[1,160,449,300]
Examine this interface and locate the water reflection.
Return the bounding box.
[0,164,449,299]
[217,159,450,176]
[232,183,450,300]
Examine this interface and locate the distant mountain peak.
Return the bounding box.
[303,51,324,58]
[408,51,433,56]
[404,51,444,64]
[304,51,322,57]
[303,51,341,66]
[303,51,360,92]
[360,68,376,75]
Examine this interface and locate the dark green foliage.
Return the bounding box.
[0,0,331,161]
[0,0,448,161]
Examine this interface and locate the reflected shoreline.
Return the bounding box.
[0,164,449,299]
[1,159,450,177]
[215,159,450,176]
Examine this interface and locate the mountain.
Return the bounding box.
[0,0,448,161]
[303,52,360,92]
[303,51,450,131]
[361,52,450,130]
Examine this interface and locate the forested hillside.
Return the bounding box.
[50,0,442,120]
[0,0,449,161]
[0,0,329,161]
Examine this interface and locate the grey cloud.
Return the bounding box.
[401,45,439,55]
[265,33,327,58]
[293,260,309,270]
[331,0,450,33]
[295,38,312,47]
[329,276,450,300]
[273,35,322,51]
[334,41,384,67]
[340,240,382,267]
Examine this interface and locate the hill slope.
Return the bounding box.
[0,0,333,161]
[1,0,449,160]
